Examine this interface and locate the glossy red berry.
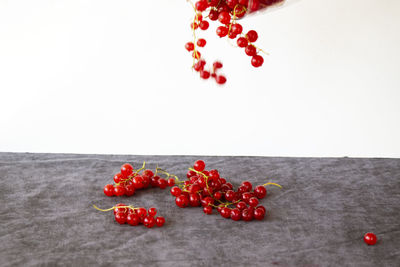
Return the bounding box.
[220,207,231,219]
[127,213,140,226]
[231,23,243,35]
[209,9,219,20]
[156,216,165,227]
[192,50,201,59]
[113,173,123,183]
[225,190,235,201]
[124,185,135,196]
[364,233,377,245]
[213,191,222,200]
[226,0,238,9]
[115,212,127,224]
[216,26,229,37]
[248,0,260,12]
[190,22,198,30]
[242,208,253,221]
[215,75,227,84]
[132,175,144,189]
[189,193,201,207]
[200,70,210,79]
[197,38,207,47]
[237,37,248,48]
[239,0,249,6]
[113,185,125,196]
[254,207,265,220]
[148,207,157,217]
[241,192,253,203]
[236,201,247,211]
[114,203,127,215]
[199,20,209,30]
[230,208,241,221]
[256,205,266,214]
[104,184,114,197]
[157,178,168,189]
[170,186,182,197]
[195,0,208,12]
[121,163,133,177]
[251,55,264,67]
[213,61,223,69]
[246,30,258,42]
[203,206,213,215]
[150,175,160,187]
[254,185,267,199]
[175,195,189,208]
[248,197,259,207]
[241,181,253,191]
[136,207,147,218]
[142,169,154,178]
[228,31,237,39]
[245,45,257,56]
[201,196,214,207]
[218,11,231,25]
[143,215,156,228]
[185,42,195,52]
[194,160,206,172]
[195,13,203,22]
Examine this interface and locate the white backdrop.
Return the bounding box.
[1,0,399,157]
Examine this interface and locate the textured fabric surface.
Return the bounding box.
[0,152,399,267]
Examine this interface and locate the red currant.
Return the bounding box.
[136,207,147,218]
[192,50,201,59]
[215,75,227,84]
[218,11,231,25]
[216,26,229,37]
[190,22,198,30]
[197,38,207,47]
[185,42,195,52]
[213,61,223,69]
[246,30,258,42]
[104,184,114,197]
[114,203,127,215]
[237,37,248,48]
[236,201,247,211]
[157,178,168,189]
[254,185,267,199]
[230,208,241,221]
[241,181,253,191]
[143,215,156,228]
[242,208,253,221]
[253,207,265,220]
[156,216,165,227]
[189,193,201,207]
[225,190,235,201]
[199,20,209,30]
[226,0,238,9]
[364,233,377,245]
[113,173,123,183]
[148,207,157,217]
[251,55,264,67]
[200,70,210,79]
[203,206,213,215]
[195,0,208,12]
[194,160,206,172]
[170,186,182,197]
[142,169,154,178]
[248,197,259,207]
[167,178,175,186]
[231,23,243,34]
[132,175,144,189]
[113,185,125,196]
[127,213,140,226]
[115,212,127,224]
[220,207,231,219]
[245,45,257,56]
[121,163,133,178]
[208,9,219,21]
[175,195,189,208]
[124,184,135,196]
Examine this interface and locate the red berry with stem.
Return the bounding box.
[228,31,237,39]
[142,169,154,178]
[141,175,150,188]
[185,42,194,52]
[199,20,209,30]
[200,70,210,79]
[175,195,189,208]
[167,178,175,186]
[104,184,114,197]
[248,197,259,207]
[148,207,157,217]
[254,207,265,220]
[121,163,133,178]
[114,203,127,215]
[254,185,267,199]
[197,38,207,47]
[241,181,253,191]
[246,30,258,42]
[236,201,247,211]
[245,45,257,56]
[113,173,123,183]
[220,207,231,219]
[170,186,182,197]
[213,191,222,200]
[124,185,135,196]
[143,216,156,228]
[157,178,168,189]
[209,9,219,20]
[193,60,205,72]
[127,213,140,226]
[218,11,231,25]
[190,22,198,30]
[115,212,127,224]
[192,50,201,59]
[226,0,238,9]
[132,175,144,189]
[225,190,235,202]
[195,0,208,12]
[213,61,223,69]
[364,233,377,245]
[194,160,206,172]
[230,208,242,221]
[231,23,243,34]
[215,75,227,84]
[203,206,213,215]
[201,196,214,207]
[113,185,125,196]
[195,13,203,22]
[189,193,201,207]
[237,37,248,48]
[156,217,165,227]
[216,26,229,37]
[150,175,160,187]
[251,55,264,67]
[136,207,147,218]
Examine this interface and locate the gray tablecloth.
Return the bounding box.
[0,152,399,266]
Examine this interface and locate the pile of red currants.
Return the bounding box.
[170,160,281,221]
[103,162,175,197]
[185,0,284,84]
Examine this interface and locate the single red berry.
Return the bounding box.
[245,45,257,56]
[203,206,212,215]
[242,192,253,203]
[213,191,223,200]
[246,30,258,42]
[225,190,235,201]
[254,207,265,220]
[157,178,168,189]
[197,38,207,47]
[202,170,210,177]
[220,207,231,219]
[156,216,165,227]
[218,11,231,25]
[231,23,243,34]
[142,169,154,178]
[242,208,253,221]
[200,70,210,79]
[193,60,205,72]
[104,184,114,197]
[192,50,201,59]
[175,195,189,208]
[248,0,260,12]
[124,184,135,196]
[121,163,133,178]
[148,207,157,217]
[213,61,223,69]
[208,9,219,20]
[187,170,197,178]
[194,160,206,172]
[136,207,147,218]
[226,0,238,9]
[254,185,267,199]
[189,193,201,207]
[251,55,264,67]
[167,178,175,186]
[230,208,242,221]
[228,31,237,39]
[199,20,209,30]
[256,205,266,214]
[113,173,123,183]
[141,175,150,188]
[114,203,127,215]
[143,215,156,228]
[170,186,182,197]
[132,175,144,189]
[115,212,127,224]
[364,233,377,245]
[201,196,214,207]
[239,0,249,6]
[195,0,208,12]
[127,213,140,226]
[195,13,203,22]
[241,181,253,191]
[215,75,227,84]
[237,37,248,48]
[218,3,230,13]
[248,197,259,207]
[190,22,199,30]
[216,26,229,37]
[150,175,160,187]
[236,201,247,211]
[113,185,125,196]
[185,42,195,52]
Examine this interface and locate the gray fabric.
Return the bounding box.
[0,152,399,267]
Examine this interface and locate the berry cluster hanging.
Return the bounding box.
[185,0,284,84]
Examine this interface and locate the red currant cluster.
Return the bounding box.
[169,160,281,221]
[94,204,165,228]
[103,162,175,197]
[185,0,283,84]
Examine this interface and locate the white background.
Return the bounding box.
[1,0,399,157]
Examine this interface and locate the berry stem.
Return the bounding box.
[262,182,282,188]
[93,204,138,212]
